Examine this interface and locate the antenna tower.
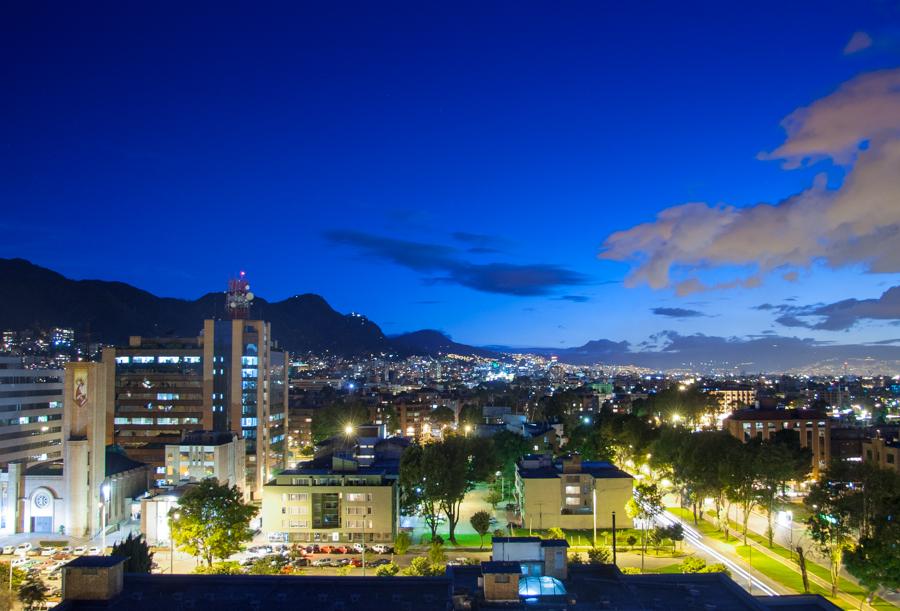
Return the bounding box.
[226,271,254,319]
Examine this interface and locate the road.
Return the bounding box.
[725,504,900,608]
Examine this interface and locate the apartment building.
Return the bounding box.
[514,454,633,531]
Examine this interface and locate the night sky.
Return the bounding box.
[3,2,900,351]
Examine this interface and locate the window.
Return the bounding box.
[564,485,580,495]
[286,493,308,501]
[158,356,180,364]
[288,520,308,528]
[565,497,580,506]
[287,506,308,515]
[888,454,895,465]
[345,493,372,502]
[133,356,155,364]
[495,575,510,583]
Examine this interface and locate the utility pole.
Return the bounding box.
[612,511,617,566]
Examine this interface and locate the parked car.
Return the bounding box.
[318,545,333,554]
[60,546,73,554]
[368,558,391,567]
[11,557,29,568]
[349,558,362,567]
[72,547,86,556]
[292,558,310,567]
[311,558,331,567]
[332,546,348,554]
[87,547,102,556]
[370,544,392,555]
[330,558,350,567]
[41,547,56,556]
[2,545,14,555]
[350,543,366,553]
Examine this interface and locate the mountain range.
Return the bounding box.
[0,258,480,357]
[3,258,900,373]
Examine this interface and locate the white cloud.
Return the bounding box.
[600,69,900,295]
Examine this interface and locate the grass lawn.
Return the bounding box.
[511,527,645,547]
[668,507,893,611]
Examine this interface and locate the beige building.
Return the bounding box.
[863,435,899,472]
[164,430,245,492]
[711,386,757,414]
[723,408,829,478]
[514,454,633,531]
[261,454,398,544]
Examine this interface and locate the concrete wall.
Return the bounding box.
[521,476,633,531]
[62,563,124,601]
[483,573,519,602]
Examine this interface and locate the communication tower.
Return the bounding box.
[226,271,255,319]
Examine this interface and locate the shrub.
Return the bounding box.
[375,562,400,576]
[545,527,565,540]
[679,556,708,573]
[621,566,642,574]
[194,561,242,574]
[587,547,611,564]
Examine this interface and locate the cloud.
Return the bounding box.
[325,230,589,296]
[554,295,590,303]
[541,331,900,373]
[452,231,506,254]
[652,307,706,318]
[599,69,900,294]
[844,31,873,54]
[774,285,900,330]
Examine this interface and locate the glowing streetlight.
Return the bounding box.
[100,483,111,554]
[344,424,354,436]
[170,511,181,574]
[464,424,472,437]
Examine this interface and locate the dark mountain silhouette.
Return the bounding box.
[391,329,498,358]
[0,258,485,356]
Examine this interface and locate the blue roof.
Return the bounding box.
[482,561,522,574]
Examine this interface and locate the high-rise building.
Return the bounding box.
[0,356,64,468]
[202,319,288,497]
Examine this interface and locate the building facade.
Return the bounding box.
[0,356,64,468]
[202,319,289,497]
[164,430,245,491]
[863,435,899,473]
[107,337,205,484]
[514,454,633,531]
[723,408,830,478]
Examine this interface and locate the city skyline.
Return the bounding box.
[4,2,900,353]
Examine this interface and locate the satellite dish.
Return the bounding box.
[246,292,255,301]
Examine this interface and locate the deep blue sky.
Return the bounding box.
[3,1,900,349]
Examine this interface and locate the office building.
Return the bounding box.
[107,337,204,484]
[202,318,289,497]
[514,454,633,531]
[0,356,64,468]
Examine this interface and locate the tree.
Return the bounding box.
[194,561,243,574]
[491,430,531,479]
[110,532,154,573]
[805,467,855,597]
[626,482,663,572]
[170,479,258,566]
[430,406,455,426]
[756,431,810,546]
[470,510,492,549]
[401,556,444,576]
[311,400,371,444]
[17,573,47,611]
[565,423,614,461]
[417,435,498,543]
[486,488,503,506]
[375,562,400,576]
[0,561,26,592]
[399,443,442,540]
[545,527,565,541]
[844,524,900,603]
[724,442,761,544]
[587,547,610,563]
[393,531,412,556]
[248,555,289,574]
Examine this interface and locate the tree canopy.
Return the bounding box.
[169,479,258,566]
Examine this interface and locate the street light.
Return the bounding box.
[464,424,472,437]
[344,424,354,436]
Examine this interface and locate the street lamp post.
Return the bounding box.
[592,485,597,548]
[464,424,472,438]
[611,511,617,566]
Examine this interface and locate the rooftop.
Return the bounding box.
[65,556,127,569]
[726,408,828,422]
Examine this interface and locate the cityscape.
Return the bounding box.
[3,2,900,610]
